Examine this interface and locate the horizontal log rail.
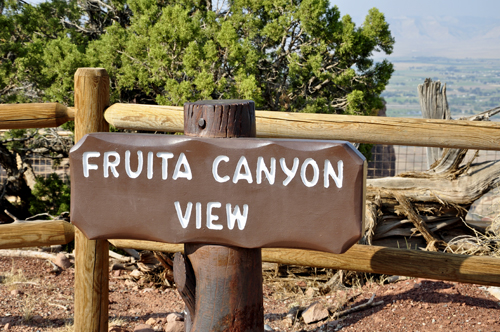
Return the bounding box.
[0,103,75,129]
[1,220,500,286]
[105,103,500,150]
[0,220,74,249]
[109,239,500,287]
[3,101,499,151]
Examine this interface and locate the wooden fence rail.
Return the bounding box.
[108,239,500,287]
[2,220,500,287]
[0,220,74,249]
[105,103,500,150]
[0,103,74,129]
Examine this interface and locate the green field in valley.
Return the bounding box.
[381,57,500,119]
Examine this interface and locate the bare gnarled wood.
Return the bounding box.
[0,220,74,249]
[362,159,500,250]
[0,103,75,129]
[363,92,500,250]
[73,68,109,332]
[418,79,451,168]
[105,103,500,150]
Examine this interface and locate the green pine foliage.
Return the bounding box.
[29,173,70,216]
[1,0,394,115]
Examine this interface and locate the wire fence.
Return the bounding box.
[0,156,70,183]
[367,144,500,227]
[368,145,500,176]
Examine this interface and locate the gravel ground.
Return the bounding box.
[1,256,500,331]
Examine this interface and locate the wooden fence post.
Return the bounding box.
[175,100,264,331]
[74,68,110,331]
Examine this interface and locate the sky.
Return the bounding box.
[332,0,500,22]
[331,0,500,59]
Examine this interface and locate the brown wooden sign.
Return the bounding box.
[70,133,366,254]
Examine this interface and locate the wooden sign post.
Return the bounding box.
[69,99,366,331]
[179,100,264,331]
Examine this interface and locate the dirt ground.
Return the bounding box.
[1,256,500,332]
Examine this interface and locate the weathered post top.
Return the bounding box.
[184,99,256,137]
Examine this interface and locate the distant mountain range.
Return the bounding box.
[380,16,500,59]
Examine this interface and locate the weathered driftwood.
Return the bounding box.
[0,249,72,269]
[364,159,500,248]
[418,79,451,168]
[364,94,500,251]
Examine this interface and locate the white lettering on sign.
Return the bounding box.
[83,151,100,177]
[147,152,154,179]
[207,202,222,230]
[174,201,249,230]
[226,203,249,230]
[173,153,193,180]
[280,157,299,186]
[196,202,202,229]
[82,150,344,188]
[103,151,120,178]
[301,158,320,188]
[212,155,230,183]
[174,201,192,229]
[233,156,253,184]
[125,150,143,178]
[156,152,174,180]
[256,157,276,185]
[209,155,343,188]
[324,160,343,189]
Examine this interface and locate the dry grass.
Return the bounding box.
[262,266,374,318]
[0,267,38,322]
[21,294,36,322]
[0,262,63,326]
[50,321,74,332]
[444,214,500,256]
[109,317,129,327]
[0,263,29,290]
[59,323,74,332]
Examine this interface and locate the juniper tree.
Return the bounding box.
[2,0,394,112]
[0,0,394,218]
